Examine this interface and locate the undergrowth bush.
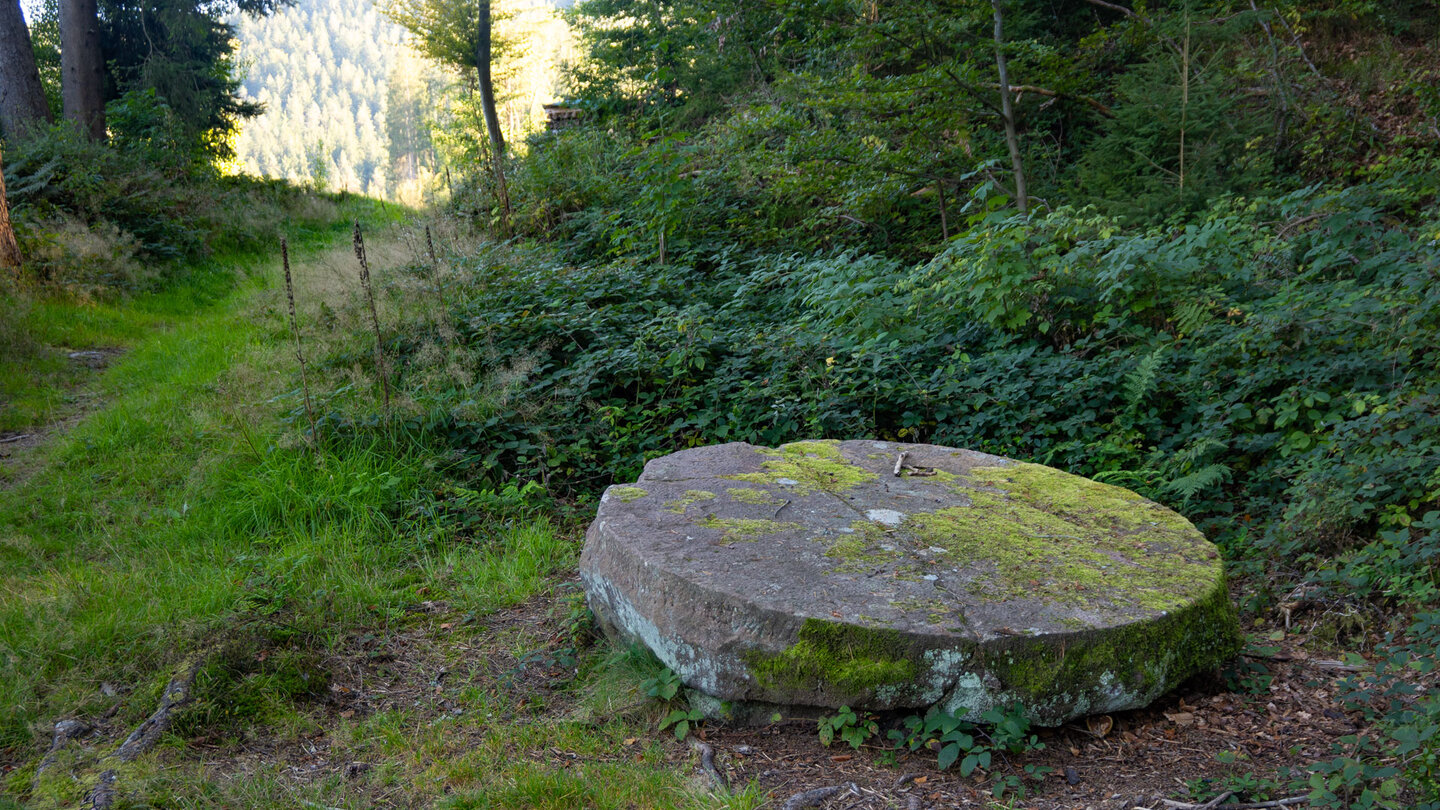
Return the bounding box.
[2,123,343,298]
[383,170,1439,615]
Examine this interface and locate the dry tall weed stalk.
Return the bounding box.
[352,221,392,414]
[282,238,319,448]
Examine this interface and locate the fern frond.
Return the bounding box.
[1123,347,1165,413]
[1162,463,1232,504]
[1172,299,1211,337]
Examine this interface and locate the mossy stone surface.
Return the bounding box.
[579,440,1241,725]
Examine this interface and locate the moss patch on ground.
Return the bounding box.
[908,463,1221,611]
[725,440,876,495]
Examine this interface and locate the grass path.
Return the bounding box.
[0,213,766,810]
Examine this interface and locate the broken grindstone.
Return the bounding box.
[579,440,1241,725]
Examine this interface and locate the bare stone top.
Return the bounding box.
[580,440,1240,725]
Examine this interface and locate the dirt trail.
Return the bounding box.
[0,347,124,485]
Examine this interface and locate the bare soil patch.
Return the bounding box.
[91,585,1366,810]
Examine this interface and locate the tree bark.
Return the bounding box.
[0,143,22,273]
[991,0,1028,215]
[0,0,52,140]
[476,0,511,230]
[61,0,105,141]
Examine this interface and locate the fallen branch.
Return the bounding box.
[893,452,908,476]
[692,741,729,793]
[784,783,857,810]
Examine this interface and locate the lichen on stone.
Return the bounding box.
[664,489,716,513]
[696,516,801,543]
[608,486,648,503]
[725,440,877,495]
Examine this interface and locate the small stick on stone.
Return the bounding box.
[783,783,857,810]
[893,452,907,476]
[692,741,729,793]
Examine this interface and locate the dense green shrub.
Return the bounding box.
[370,173,1440,604]
[2,122,341,296]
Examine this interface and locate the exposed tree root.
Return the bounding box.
[83,769,116,810]
[42,655,209,810]
[691,741,730,793]
[114,658,204,762]
[782,782,857,810]
[36,719,90,774]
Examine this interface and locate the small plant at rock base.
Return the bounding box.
[818,705,878,750]
[640,667,682,701]
[892,704,1045,776]
[659,706,705,740]
[641,666,704,739]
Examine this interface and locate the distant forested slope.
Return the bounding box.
[232,0,442,200]
[232,0,571,203]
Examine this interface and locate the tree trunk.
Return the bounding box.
[0,144,22,272]
[61,0,105,141]
[0,0,52,140]
[991,0,1028,215]
[476,0,511,231]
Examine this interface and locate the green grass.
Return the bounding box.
[0,205,746,809]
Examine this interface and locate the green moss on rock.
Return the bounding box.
[824,520,902,574]
[908,463,1220,610]
[955,575,1241,719]
[727,487,785,506]
[725,440,876,495]
[609,486,648,503]
[748,618,920,698]
[664,489,716,513]
[696,516,801,542]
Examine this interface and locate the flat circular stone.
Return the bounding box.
[579,440,1240,725]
